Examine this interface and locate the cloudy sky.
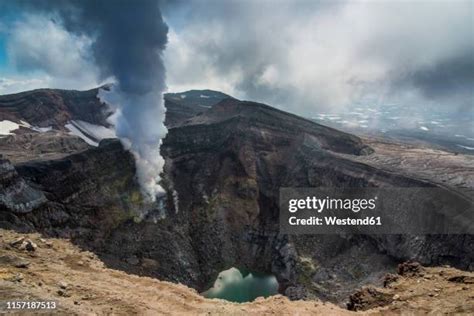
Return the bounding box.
[0,0,473,116]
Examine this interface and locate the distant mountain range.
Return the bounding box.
[311,103,474,155]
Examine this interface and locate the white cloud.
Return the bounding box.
[164,0,473,114]
[164,29,243,97]
[8,15,94,76]
[0,76,48,94]
[1,14,101,94]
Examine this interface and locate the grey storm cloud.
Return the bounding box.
[164,0,473,114]
[2,0,170,199]
[8,0,168,95]
[394,52,474,105]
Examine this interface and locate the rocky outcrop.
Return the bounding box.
[0,131,91,164]
[347,286,393,311]
[0,88,110,129]
[0,139,145,248]
[0,156,46,214]
[164,89,232,128]
[0,87,229,131]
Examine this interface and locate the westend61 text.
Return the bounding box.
[280,187,474,234]
[289,216,382,226]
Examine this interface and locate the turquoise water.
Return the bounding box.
[203,267,279,303]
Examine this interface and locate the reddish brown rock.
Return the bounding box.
[347,286,393,311]
[397,261,424,277]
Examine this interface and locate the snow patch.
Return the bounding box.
[1,119,54,134]
[19,120,52,132]
[65,120,116,147]
[31,126,53,132]
[72,120,116,140]
[65,122,99,146]
[457,145,474,151]
[419,126,429,131]
[454,134,474,141]
[0,120,20,135]
[173,190,179,214]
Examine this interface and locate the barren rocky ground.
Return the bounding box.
[345,136,474,195]
[1,229,473,315]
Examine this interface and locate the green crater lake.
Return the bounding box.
[203,267,279,303]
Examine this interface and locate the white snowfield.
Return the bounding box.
[65,120,116,147]
[1,117,116,147]
[0,119,54,136]
[0,120,20,135]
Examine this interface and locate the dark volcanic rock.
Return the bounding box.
[0,87,110,163]
[0,156,46,214]
[383,273,400,287]
[0,139,145,248]
[447,274,474,284]
[163,89,233,128]
[165,89,232,108]
[0,88,110,129]
[179,98,374,155]
[397,261,424,277]
[0,131,91,164]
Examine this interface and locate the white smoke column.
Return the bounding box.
[99,86,167,200]
[11,0,172,202]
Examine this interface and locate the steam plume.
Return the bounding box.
[12,0,169,200]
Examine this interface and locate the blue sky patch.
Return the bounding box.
[0,34,8,70]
